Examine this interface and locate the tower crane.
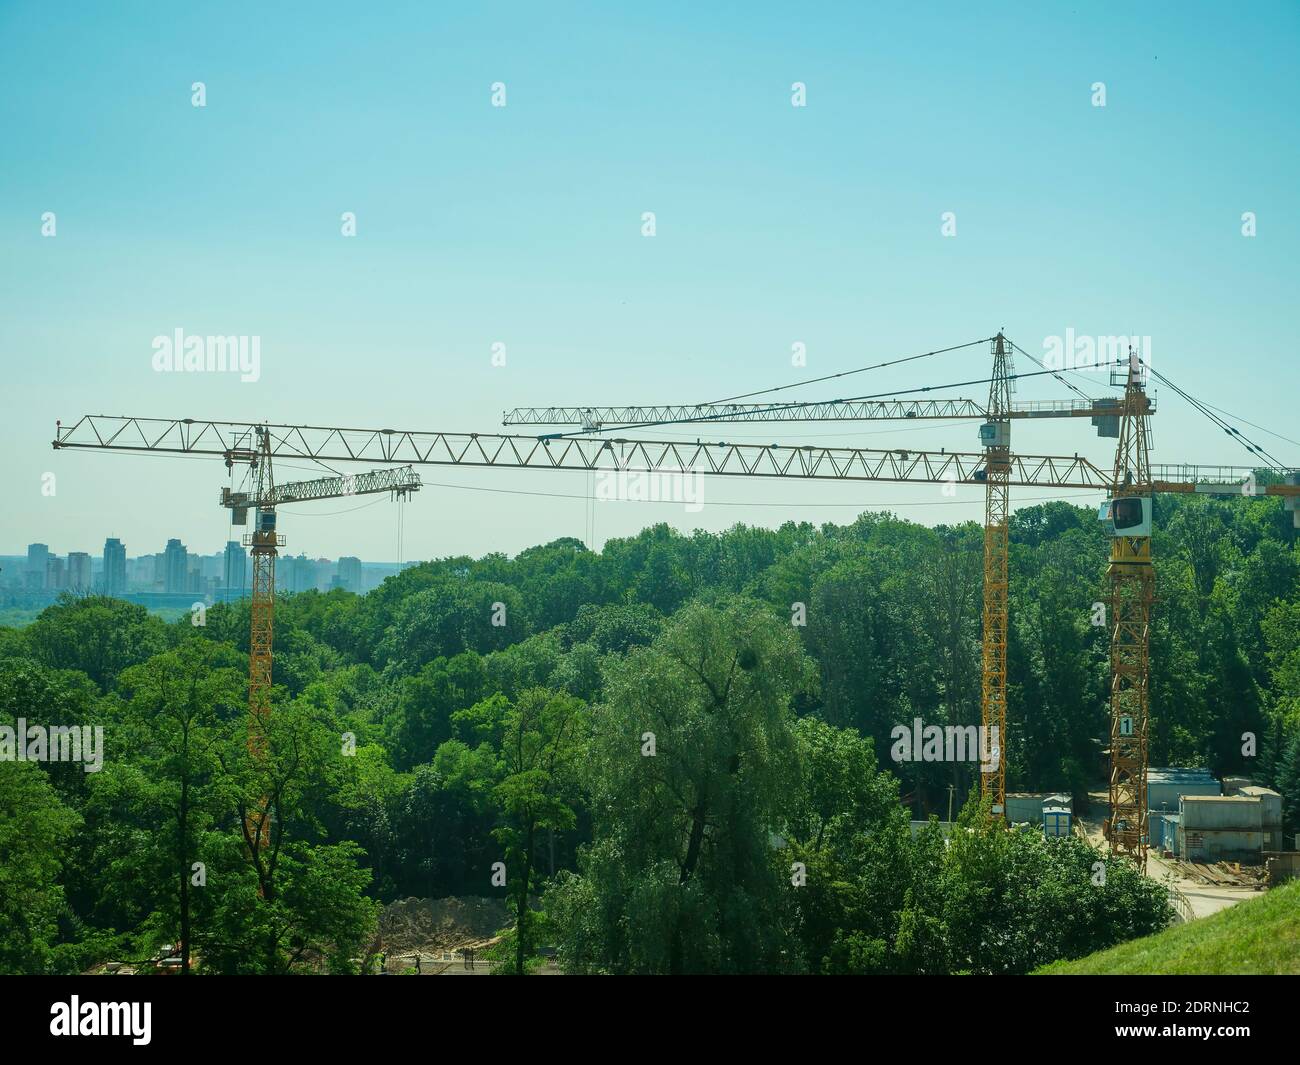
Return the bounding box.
[496,335,1299,856]
[500,333,1124,817]
[53,417,422,845]
[53,388,1298,868]
[1089,354,1297,863]
[217,426,421,772]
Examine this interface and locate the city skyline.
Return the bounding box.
[3,534,387,602]
[3,535,408,566]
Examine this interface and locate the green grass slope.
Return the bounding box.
[1035,879,1300,975]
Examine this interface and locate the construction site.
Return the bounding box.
[31,327,1297,987]
[6,11,1300,1048]
[51,332,1300,871]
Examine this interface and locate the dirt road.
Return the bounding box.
[1075,794,1259,920]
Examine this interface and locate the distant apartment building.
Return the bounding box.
[11,541,384,602]
[282,554,316,594]
[223,541,247,599]
[163,539,188,594]
[67,552,93,592]
[199,551,224,582]
[126,554,153,590]
[103,538,127,595]
[27,543,50,590]
[337,556,362,593]
[186,557,204,595]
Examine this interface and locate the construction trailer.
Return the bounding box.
[1152,813,1181,854]
[1147,768,1220,843]
[1238,786,1284,851]
[1003,793,1073,837]
[1042,806,1072,839]
[1178,795,1266,864]
[1148,768,1220,809]
[1005,793,1067,825]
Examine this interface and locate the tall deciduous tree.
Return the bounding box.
[0,763,80,972]
[548,597,814,973]
[455,687,587,973]
[117,639,243,973]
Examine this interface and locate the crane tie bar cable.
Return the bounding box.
[548,367,1074,439]
[702,336,996,406]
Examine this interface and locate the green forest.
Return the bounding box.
[3,494,1299,975]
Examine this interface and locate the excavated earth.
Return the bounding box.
[377,896,510,954]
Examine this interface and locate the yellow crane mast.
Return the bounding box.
[1102,357,1155,862]
[979,334,1013,814]
[241,428,280,767]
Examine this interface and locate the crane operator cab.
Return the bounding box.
[248,507,280,550]
[1098,496,1152,564]
[974,421,1011,479]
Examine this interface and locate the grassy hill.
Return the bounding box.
[1035,879,1300,975]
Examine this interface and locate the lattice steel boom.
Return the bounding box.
[501,397,1117,428]
[54,415,1119,488]
[58,416,1292,498]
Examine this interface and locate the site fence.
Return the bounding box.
[1168,885,1195,924]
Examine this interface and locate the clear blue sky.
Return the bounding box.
[2,1,1297,562]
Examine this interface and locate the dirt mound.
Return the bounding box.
[378,896,509,953]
